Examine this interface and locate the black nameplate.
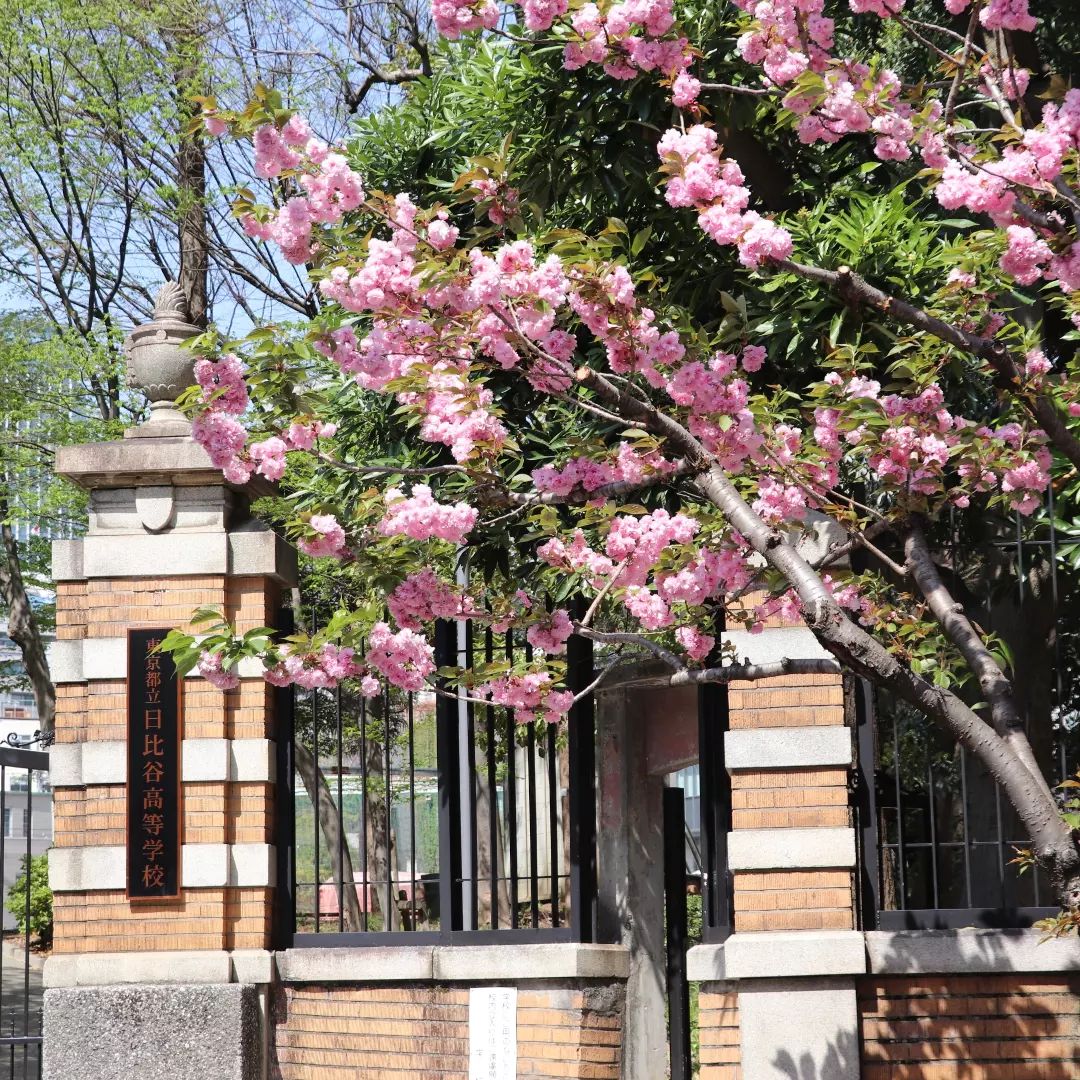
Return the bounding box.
[127,628,183,900]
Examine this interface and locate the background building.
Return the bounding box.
[0,594,53,931]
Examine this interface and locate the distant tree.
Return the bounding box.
[6,853,53,946]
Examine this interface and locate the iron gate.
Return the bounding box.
[275,615,598,946]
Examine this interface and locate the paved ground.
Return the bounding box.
[0,938,44,1079]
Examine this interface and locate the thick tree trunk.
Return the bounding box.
[164,13,210,328]
[293,739,363,932]
[364,731,401,931]
[0,515,54,734]
[475,766,513,927]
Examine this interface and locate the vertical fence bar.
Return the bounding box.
[959,748,974,909]
[853,680,880,930]
[526,720,539,930]
[384,684,393,932]
[273,597,297,946]
[408,693,418,931]
[568,624,597,943]
[664,787,691,1080]
[547,723,560,928]
[485,627,499,930]
[891,708,907,909]
[506,629,519,929]
[927,753,940,910]
[360,687,369,931]
[336,685,344,934]
[435,619,463,935]
[698,609,732,942]
[462,619,478,932]
[698,678,731,942]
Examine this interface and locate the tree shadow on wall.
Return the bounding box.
[772,1028,859,1080]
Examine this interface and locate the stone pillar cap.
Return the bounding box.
[54,436,271,498]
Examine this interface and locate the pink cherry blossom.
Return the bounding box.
[198,651,239,691]
[387,569,481,629]
[1000,225,1052,286]
[378,485,479,543]
[526,609,574,654]
[980,0,1036,31]
[249,436,288,481]
[298,514,349,559]
[194,354,248,415]
[366,621,436,691]
[675,625,715,661]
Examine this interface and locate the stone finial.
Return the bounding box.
[152,281,190,320]
[123,281,200,440]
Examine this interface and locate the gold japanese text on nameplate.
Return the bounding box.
[126,628,183,901]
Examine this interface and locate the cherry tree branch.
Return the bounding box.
[551,357,1070,865]
[902,521,1055,803]
[772,258,1080,470]
[607,657,843,690]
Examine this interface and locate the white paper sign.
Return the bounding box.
[468,986,517,1080]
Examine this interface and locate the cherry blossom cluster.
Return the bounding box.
[298,514,350,559]
[249,624,435,695]
[560,0,696,99]
[470,173,522,226]
[192,351,336,486]
[569,263,685,385]
[657,125,793,268]
[664,347,767,473]
[480,671,576,722]
[947,0,1036,32]
[525,609,574,653]
[387,569,483,629]
[234,117,365,265]
[197,651,241,691]
[378,485,479,543]
[733,0,835,86]
[531,442,677,496]
[263,643,375,694]
[535,509,751,636]
[813,374,1053,515]
[365,622,437,692]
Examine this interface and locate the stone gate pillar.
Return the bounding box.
[41,310,296,1079]
[688,524,863,1080]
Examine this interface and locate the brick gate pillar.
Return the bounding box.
[42,432,296,1080]
[688,521,865,1080]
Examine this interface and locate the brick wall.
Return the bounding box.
[271,982,624,1079]
[727,674,853,933]
[52,887,271,952]
[732,869,853,933]
[698,983,740,1080]
[860,974,1080,1079]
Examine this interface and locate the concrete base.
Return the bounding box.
[737,977,859,1080]
[597,687,667,1080]
[44,983,263,1080]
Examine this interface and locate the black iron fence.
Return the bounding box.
[275,617,597,947]
[0,743,48,1080]
[857,497,1080,929]
[697,679,733,943]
